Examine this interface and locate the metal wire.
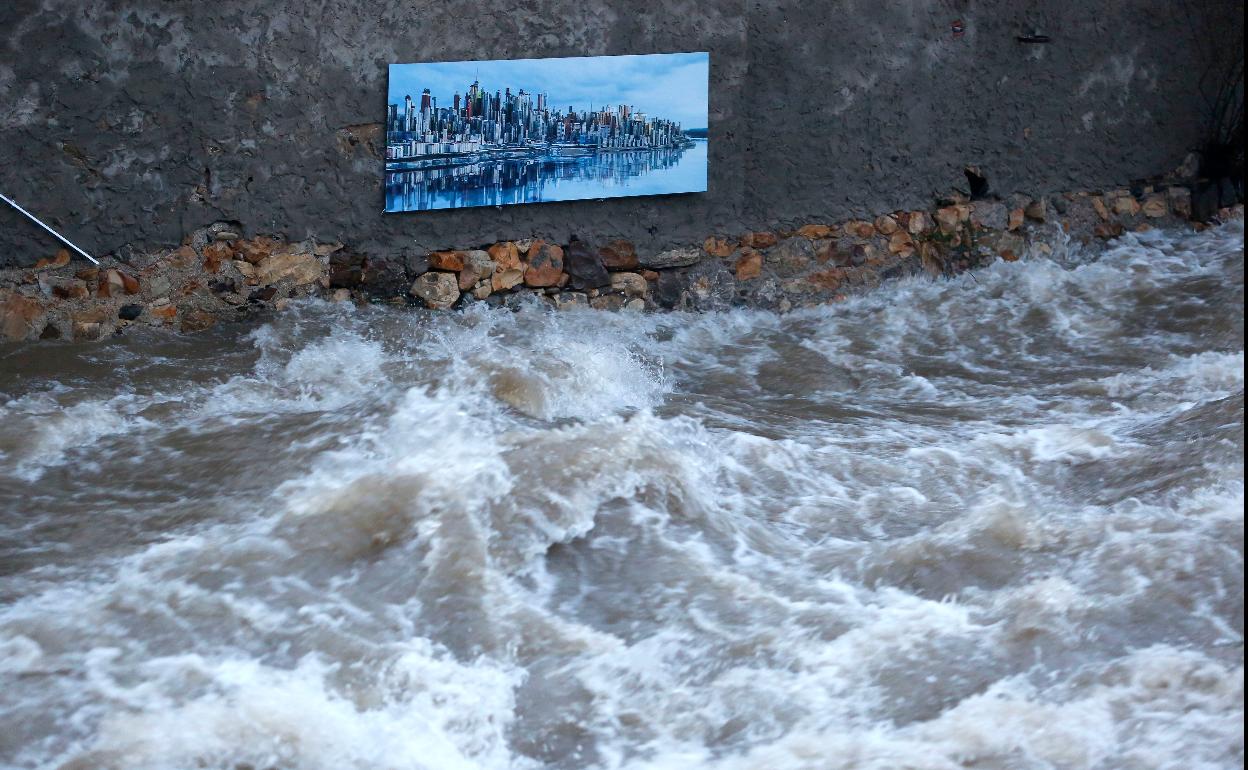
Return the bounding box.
[0,191,100,265]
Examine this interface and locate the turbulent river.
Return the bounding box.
[0,223,1243,770]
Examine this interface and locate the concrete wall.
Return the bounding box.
[0,0,1236,268]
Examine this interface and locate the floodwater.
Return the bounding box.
[0,222,1243,770]
[384,140,707,212]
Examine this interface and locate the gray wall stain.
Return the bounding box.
[0,0,1234,268]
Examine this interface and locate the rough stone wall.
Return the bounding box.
[0,0,1240,269]
[6,185,1237,342]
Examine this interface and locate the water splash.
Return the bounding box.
[0,222,1242,769]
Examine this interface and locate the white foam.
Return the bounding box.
[1098,350,1245,402]
[0,634,43,674]
[0,222,1241,770]
[57,646,530,770]
[0,391,152,480]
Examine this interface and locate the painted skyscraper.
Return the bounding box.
[383,52,709,212]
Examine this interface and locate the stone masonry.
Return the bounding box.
[0,183,1239,343]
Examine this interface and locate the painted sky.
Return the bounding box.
[388,52,709,129]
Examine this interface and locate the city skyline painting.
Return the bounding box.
[384,52,709,213]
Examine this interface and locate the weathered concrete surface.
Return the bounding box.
[742,1,1231,225]
[0,0,1240,268]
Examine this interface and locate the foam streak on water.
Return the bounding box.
[0,223,1243,770]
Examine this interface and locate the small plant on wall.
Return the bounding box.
[1174,0,1244,201]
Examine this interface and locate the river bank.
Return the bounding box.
[0,181,1240,343]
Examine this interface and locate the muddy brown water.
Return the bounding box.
[0,223,1243,769]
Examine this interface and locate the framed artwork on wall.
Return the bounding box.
[384,52,709,213]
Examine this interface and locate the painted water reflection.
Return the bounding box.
[384,140,707,212]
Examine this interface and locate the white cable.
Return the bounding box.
[0,191,100,265]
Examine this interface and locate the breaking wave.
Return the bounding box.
[0,222,1242,769]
